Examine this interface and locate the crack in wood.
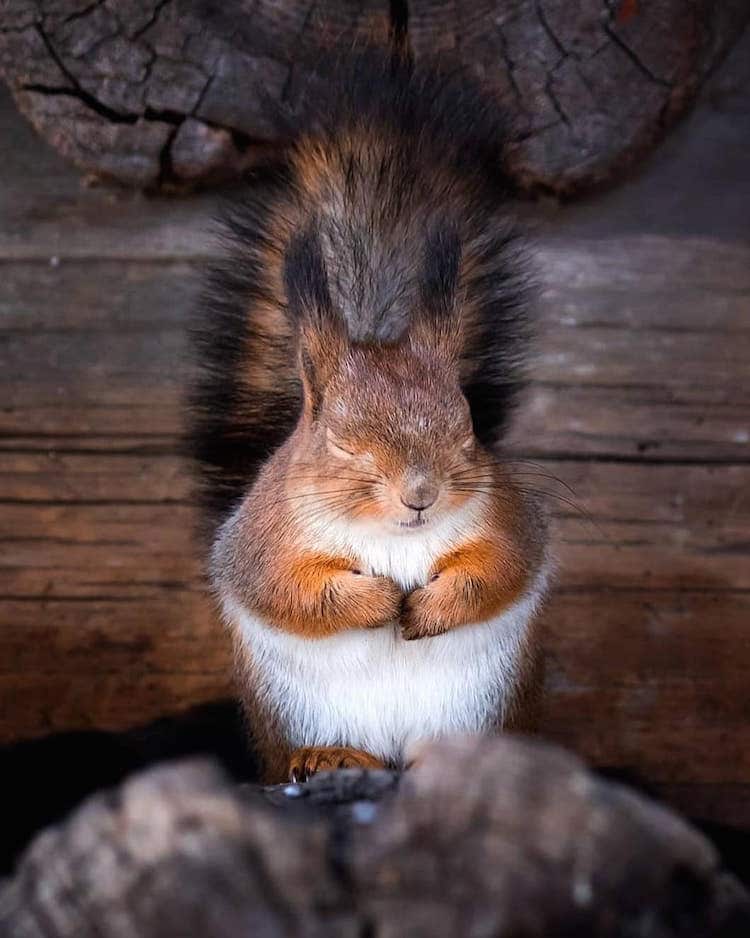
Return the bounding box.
[62,0,108,27]
[602,0,672,88]
[131,0,173,42]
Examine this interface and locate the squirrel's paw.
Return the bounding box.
[400,584,449,641]
[348,572,402,629]
[288,746,385,782]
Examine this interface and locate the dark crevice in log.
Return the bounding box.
[544,60,572,130]
[144,108,184,125]
[62,0,107,28]
[33,24,139,124]
[493,23,523,108]
[229,128,252,153]
[603,24,672,89]
[131,0,173,42]
[156,122,182,186]
[21,83,137,123]
[536,1,571,60]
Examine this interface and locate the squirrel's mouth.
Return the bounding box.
[398,515,427,529]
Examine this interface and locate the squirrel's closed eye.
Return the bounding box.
[326,428,357,459]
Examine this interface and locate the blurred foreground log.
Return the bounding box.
[2,736,748,937]
[0,1,748,193]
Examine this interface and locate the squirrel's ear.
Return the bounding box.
[284,224,346,414]
[408,224,462,363]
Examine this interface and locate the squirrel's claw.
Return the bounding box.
[400,586,430,641]
[288,746,385,781]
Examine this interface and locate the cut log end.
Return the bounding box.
[0,1,748,194]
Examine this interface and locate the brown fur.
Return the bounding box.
[215,437,404,640]
[213,337,547,780]
[195,53,547,783]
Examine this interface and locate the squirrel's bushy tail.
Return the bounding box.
[188,47,531,537]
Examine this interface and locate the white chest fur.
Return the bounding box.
[224,503,547,764]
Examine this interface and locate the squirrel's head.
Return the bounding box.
[284,222,490,531]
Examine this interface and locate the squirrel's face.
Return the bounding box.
[302,346,489,530]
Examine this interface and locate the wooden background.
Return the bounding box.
[1,31,748,826]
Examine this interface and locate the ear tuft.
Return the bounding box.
[284,222,333,323]
[409,224,462,362]
[284,223,346,413]
[422,223,461,315]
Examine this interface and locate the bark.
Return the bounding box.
[0,1,747,193]
[2,735,748,937]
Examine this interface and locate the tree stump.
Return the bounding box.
[1,735,748,937]
[0,1,747,193]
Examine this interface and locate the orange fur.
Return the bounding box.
[268,552,402,637]
[402,474,540,640]
[212,348,546,779]
[217,453,404,640]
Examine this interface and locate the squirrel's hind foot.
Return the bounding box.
[288,746,385,782]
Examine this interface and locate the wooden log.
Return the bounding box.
[1,241,748,458]
[1,241,749,822]
[0,1,748,193]
[1,735,748,937]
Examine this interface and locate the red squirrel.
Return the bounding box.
[190,49,550,783]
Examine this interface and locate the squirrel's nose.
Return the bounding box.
[400,472,439,512]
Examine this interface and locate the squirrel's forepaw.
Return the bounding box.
[358,574,403,628]
[401,586,446,641]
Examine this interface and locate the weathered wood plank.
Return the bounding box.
[536,237,750,302]
[0,502,201,599]
[4,242,749,328]
[1,462,747,592]
[512,384,750,462]
[0,596,225,675]
[0,451,188,503]
[541,590,750,782]
[0,87,215,260]
[2,256,748,459]
[548,461,750,590]
[535,325,748,387]
[0,260,197,329]
[1,448,747,821]
[0,670,231,741]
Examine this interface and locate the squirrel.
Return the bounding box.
[189,48,550,784]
